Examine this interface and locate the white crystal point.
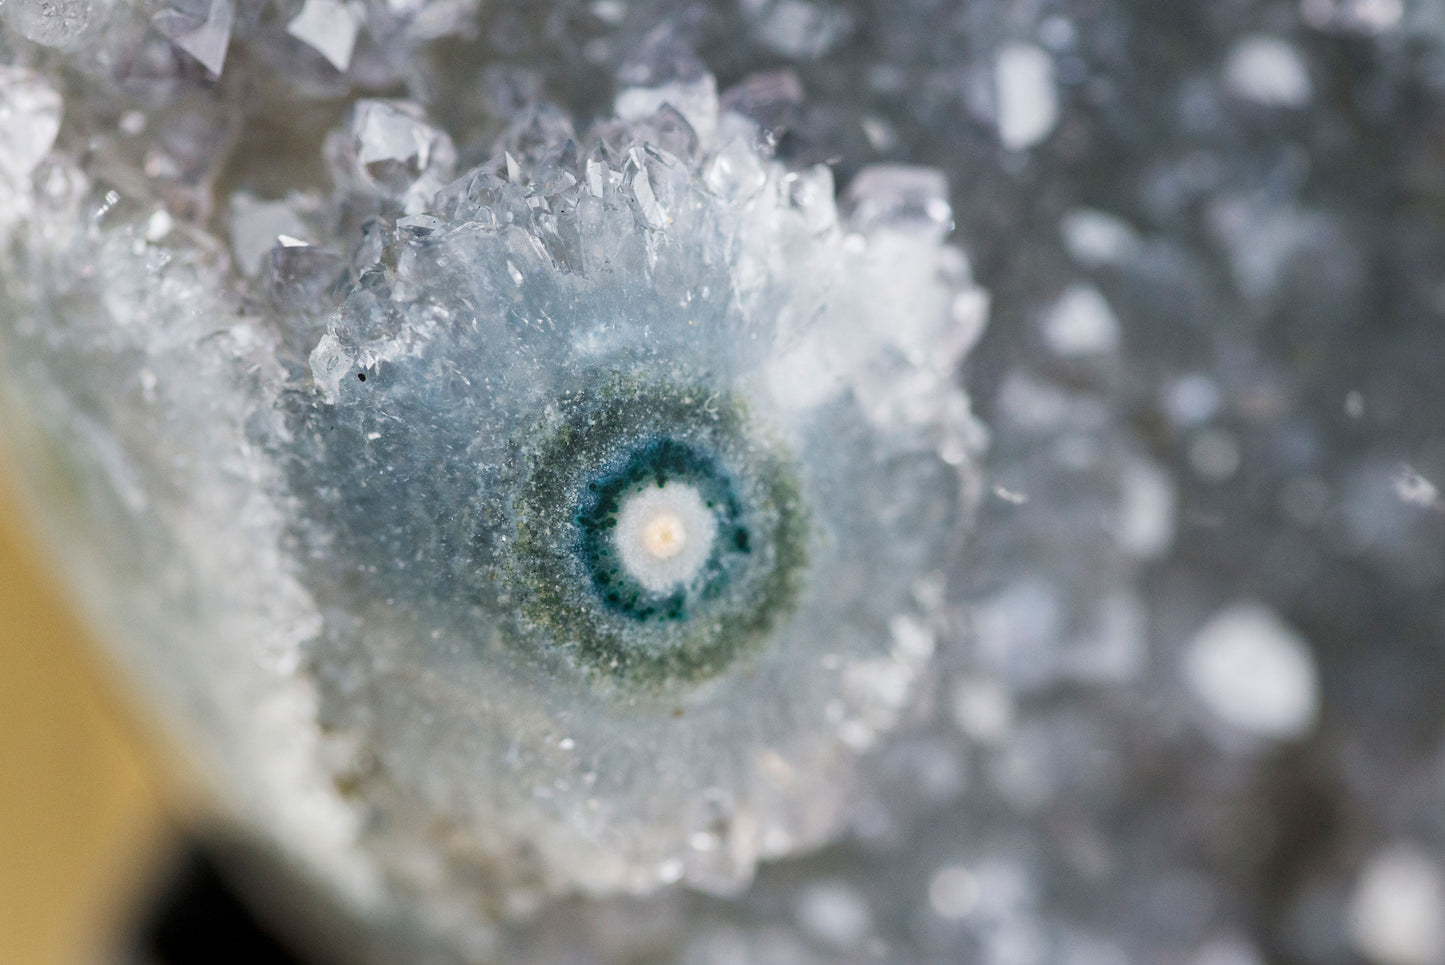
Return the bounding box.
[229,194,311,277]
[844,164,953,240]
[614,482,718,593]
[615,26,720,147]
[0,67,63,180]
[156,0,235,76]
[329,99,456,212]
[287,0,364,72]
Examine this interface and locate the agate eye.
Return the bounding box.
[10,52,984,920]
[266,108,979,906]
[604,460,719,594]
[505,381,807,684]
[580,440,731,612]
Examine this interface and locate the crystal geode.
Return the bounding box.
[9,0,1445,963]
[284,86,984,905]
[0,7,984,956]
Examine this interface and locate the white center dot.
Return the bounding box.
[614,482,717,593]
[642,511,687,560]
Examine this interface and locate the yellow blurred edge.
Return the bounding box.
[0,466,183,965]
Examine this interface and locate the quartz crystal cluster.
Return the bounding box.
[283,67,982,912]
[3,1,1445,965]
[0,0,985,956]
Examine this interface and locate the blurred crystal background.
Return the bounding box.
[3,0,1445,964]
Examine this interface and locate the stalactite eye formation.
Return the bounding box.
[0,26,989,928]
[505,379,808,684]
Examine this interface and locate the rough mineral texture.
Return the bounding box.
[1,2,1443,965]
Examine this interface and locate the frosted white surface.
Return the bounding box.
[4,0,98,47]
[614,483,718,593]
[1184,601,1319,740]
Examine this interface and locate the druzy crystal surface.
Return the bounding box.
[2,2,1444,964]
